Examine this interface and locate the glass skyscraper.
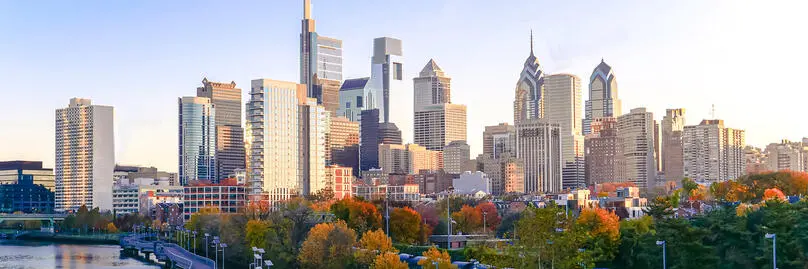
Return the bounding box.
[178,97,216,185]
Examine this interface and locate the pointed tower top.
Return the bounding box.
[304,0,312,19]
[419,59,445,77]
[530,29,534,55]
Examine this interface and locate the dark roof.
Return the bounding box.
[340,77,370,91]
[594,58,612,74]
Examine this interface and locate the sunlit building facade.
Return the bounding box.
[178,97,217,185]
[583,59,622,135]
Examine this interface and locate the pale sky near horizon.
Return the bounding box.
[1,0,807,172]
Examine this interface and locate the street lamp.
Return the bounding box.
[192,231,197,254]
[213,237,220,269]
[765,233,777,269]
[656,240,666,269]
[204,233,210,258]
[220,243,228,269]
[432,261,439,269]
[447,186,455,249]
[264,260,273,268]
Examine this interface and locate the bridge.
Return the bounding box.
[0,214,67,232]
[120,234,215,269]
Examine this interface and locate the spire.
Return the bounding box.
[304,0,312,19]
[530,29,534,55]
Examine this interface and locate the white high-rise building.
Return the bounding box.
[247,79,306,204]
[683,119,745,183]
[413,59,467,151]
[55,98,114,212]
[763,140,808,172]
[544,74,584,189]
[370,37,404,124]
[178,97,217,185]
[516,119,562,193]
[299,97,330,195]
[617,108,657,189]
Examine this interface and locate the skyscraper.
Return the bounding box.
[443,140,470,174]
[583,59,622,135]
[584,117,624,185]
[55,98,114,212]
[197,78,244,180]
[379,143,442,175]
[617,108,657,189]
[178,97,217,185]
[661,108,685,182]
[544,73,585,189]
[683,119,746,183]
[514,31,545,123]
[763,140,807,172]
[370,37,404,123]
[247,79,306,204]
[299,97,330,195]
[329,116,360,176]
[337,77,374,122]
[483,123,516,159]
[300,0,343,108]
[516,118,562,193]
[413,59,467,151]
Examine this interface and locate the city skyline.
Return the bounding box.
[3,1,808,172]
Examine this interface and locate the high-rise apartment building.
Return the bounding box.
[443,140,470,174]
[617,108,656,189]
[299,97,330,195]
[378,144,442,176]
[584,118,624,185]
[516,118,562,193]
[197,78,245,181]
[300,0,343,107]
[178,97,217,185]
[247,79,307,204]
[583,59,622,135]
[661,109,685,182]
[337,77,374,122]
[683,120,745,183]
[763,139,807,172]
[413,59,467,151]
[370,37,404,123]
[55,98,114,212]
[514,32,545,123]
[483,123,516,159]
[330,116,360,176]
[544,74,585,189]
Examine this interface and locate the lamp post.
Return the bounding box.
[656,240,666,269]
[482,211,487,234]
[264,260,273,268]
[213,237,220,269]
[220,243,228,269]
[447,186,454,249]
[192,231,197,254]
[765,233,777,269]
[385,191,390,236]
[432,261,439,269]
[204,233,210,258]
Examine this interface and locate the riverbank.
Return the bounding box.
[13,232,121,245]
[0,240,159,268]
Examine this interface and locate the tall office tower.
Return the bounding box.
[300,0,342,107]
[764,140,807,172]
[583,59,622,135]
[370,37,404,123]
[483,123,516,159]
[584,118,625,185]
[178,97,217,185]
[412,59,467,151]
[544,74,585,189]
[330,116,360,176]
[360,109,381,171]
[617,108,657,189]
[337,77,375,122]
[661,109,686,182]
[378,122,403,144]
[197,78,244,181]
[55,98,114,212]
[683,120,746,183]
[247,79,307,204]
[516,119,562,193]
[379,144,442,175]
[299,97,330,195]
[443,140,470,174]
[514,31,545,123]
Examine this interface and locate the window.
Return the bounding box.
[356,96,363,108]
[393,63,403,80]
[346,102,351,108]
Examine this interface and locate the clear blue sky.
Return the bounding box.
[1,0,807,172]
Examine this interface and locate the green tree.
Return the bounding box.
[389,207,421,244]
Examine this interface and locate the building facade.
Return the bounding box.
[178,97,217,185]
[413,59,467,151]
[617,108,657,189]
[516,118,562,193]
[300,0,343,102]
[0,177,54,214]
[544,73,584,189]
[370,37,404,123]
[483,123,516,159]
[329,116,360,176]
[443,140,470,174]
[337,77,374,122]
[683,120,746,183]
[325,165,353,199]
[584,118,625,185]
[197,78,245,180]
[183,180,246,220]
[763,139,807,172]
[299,97,330,195]
[661,109,686,182]
[514,32,545,123]
[583,59,622,135]
[378,144,442,176]
[0,161,55,192]
[55,98,114,212]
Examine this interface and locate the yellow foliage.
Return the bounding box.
[372,252,408,269]
[417,246,457,269]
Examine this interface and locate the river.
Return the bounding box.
[0,241,160,268]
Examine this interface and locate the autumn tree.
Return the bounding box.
[389,207,422,244]
[418,246,457,269]
[577,208,620,263]
[106,222,118,233]
[763,187,786,202]
[475,202,500,232]
[373,252,408,269]
[298,220,357,269]
[451,205,482,234]
[331,198,383,235]
[355,229,397,267]
[245,220,270,251]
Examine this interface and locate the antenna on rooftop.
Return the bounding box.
[711,104,715,119]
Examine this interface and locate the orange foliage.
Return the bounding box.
[577,208,620,241]
[451,205,482,234]
[310,200,334,212]
[474,202,500,231]
[763,188,786,201]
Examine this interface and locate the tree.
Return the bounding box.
[418,246,457,269]
[475,202,500,232]
[762,188,786,202]
[355,229,397,267]
[373,252,408,269]
[245,220,270,251]
[298,221,358,269]
[389,207,421,244]
[106,222,118,233]
[331,198,383,235]
[644,196,674,220]
[451,205,482,234]
[577,208,620,263]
